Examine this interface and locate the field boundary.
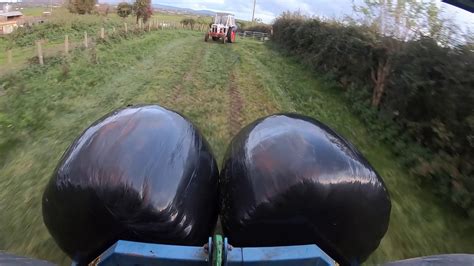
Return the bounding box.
[0,20,208,76]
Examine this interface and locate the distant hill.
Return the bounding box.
[20,0,64,5]
[152,4,215,16]
[95,1,215,16]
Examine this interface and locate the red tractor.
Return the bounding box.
[205,13,237,44]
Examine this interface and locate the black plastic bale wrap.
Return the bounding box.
[220,114,391,265]
[42,105,219,264]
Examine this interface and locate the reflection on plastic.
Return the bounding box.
[219,114,391,265]
[42,105,219,264]
[383,254,474,266]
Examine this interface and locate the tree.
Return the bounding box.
[351,0,456,107]
[67,0,96,14]
[181,18,196,30]
[133,0,152,24]
[117,2,132,18]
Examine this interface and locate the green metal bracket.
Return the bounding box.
[212,235,223,266]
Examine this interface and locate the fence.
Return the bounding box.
[238,31,270,42]
[1,22,270,75]
[0,19,210,74]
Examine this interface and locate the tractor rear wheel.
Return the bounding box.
[212,37,219,41]
[228,31,236,43]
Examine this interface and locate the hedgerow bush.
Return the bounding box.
[8,12,127,47]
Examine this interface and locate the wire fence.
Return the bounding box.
[1,22,271,77]
[238,31,270,42]
[0,20,210,75]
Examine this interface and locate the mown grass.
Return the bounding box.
[0,9,208,75]
[0,28,472,266]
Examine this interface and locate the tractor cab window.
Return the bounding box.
[215,15,226,25]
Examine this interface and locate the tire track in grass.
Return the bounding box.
[170,44,206,104]
[170,42,235,162]
[224,39,287,138]
[228,71,244,138]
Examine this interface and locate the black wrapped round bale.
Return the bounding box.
[220,114,391,265]
[43,105,219,264]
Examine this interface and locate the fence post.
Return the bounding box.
[100,27,105,39]
[138,19,142,30]
[124,22,128,33]
[148,22,151,32]
[36,41,44,65]
[84,32,88,48]
[6,49,12,64]
[112,27,116,33]
[64,34,69,55]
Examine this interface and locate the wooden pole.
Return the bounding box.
[252,0,256,22]
[139,19,142,30]
[64,35,69,55]
[148,22,151,32]
[112,27,116,33]
[36,41,44,65]
[84,32,88,48]
[124,22,128,33]
[7,49,12,64]
[100,27,105,39]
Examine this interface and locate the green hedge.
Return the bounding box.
[273,15,474,217]
[7,15,128,48]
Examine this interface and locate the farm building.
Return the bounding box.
[0,11,23,34]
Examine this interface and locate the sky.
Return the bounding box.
[151,0,473,30]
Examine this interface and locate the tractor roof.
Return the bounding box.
[216,12,234,16]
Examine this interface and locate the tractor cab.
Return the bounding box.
[205,13,237,44]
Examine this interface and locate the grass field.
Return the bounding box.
[0,29,473,265]
[21,7,48,17]
[0,9,211,76]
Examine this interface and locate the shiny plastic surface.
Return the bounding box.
[219,114,391,265]
[383,254,474,266]
[42,105,219,264]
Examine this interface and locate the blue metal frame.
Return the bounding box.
[86,237,335,266]
[227,244,334,266]
[91,240,209,266]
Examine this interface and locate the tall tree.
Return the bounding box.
[352,0,456,107]
[134,0,152,23]
[353,0,454,42]
[117,2,133,18]
[67,0,97,14]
